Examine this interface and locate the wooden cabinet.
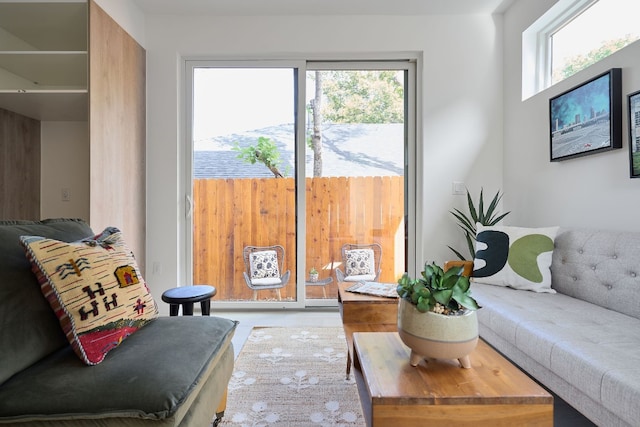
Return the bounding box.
[0,1,88,120]
[0,0,146,270]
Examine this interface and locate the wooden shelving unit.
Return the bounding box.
[0,1,88,120]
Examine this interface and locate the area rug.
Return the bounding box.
[219,327,365,426]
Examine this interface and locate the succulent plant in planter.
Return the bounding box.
[397,262,479,314]
[396,262,480,368]
[309,267,319,282]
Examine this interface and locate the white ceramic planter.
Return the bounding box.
[397,298,478,368]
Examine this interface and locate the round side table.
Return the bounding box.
[161,285,217,316]
[305,276,333,298]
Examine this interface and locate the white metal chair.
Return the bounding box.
[335,242,382,282]
[242,245,290,300]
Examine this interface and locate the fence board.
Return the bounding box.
[193,176,404,301]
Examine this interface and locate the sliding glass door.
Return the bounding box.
[185,59,415,308]
[304,64,411,304]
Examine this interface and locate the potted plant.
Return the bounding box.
[396,262,480,368]
[309,267,319,282]
[448,188,510,261]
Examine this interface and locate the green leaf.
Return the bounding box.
[465,235,476,260]
[455,293,480,311]
[450,209,475,235]
[455,276,471,293]
[416,298,431,313]
[477,188,485,224]
[433,289,453,306]
[487,211,511,226]
[447,246,467,261]
[466,191,478,223]
[484,190,503,222]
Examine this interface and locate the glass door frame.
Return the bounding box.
[183,57,418,310]
[303,60,417,307]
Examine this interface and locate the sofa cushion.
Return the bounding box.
[473,282,640,427]
[0,316,238,425]
[472,224,559,293]
[0,218,93,385]
[20,227,158,365]
[551,228,640,320]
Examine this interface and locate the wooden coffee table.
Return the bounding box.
[338,282,398,379]
[353,332,553,426]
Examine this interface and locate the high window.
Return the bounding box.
[523,0,640,99]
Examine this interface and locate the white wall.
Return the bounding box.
[92,0,146,48]
[40,121,90,221]
[503,0,640,231]
[143,13,504,306]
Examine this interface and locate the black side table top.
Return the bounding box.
[161,285,217,303]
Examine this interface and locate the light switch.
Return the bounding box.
[452,182,466,195]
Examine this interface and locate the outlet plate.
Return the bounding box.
[61,188,71,202]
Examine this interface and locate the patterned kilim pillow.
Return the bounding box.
[472,224,559,293]
[250,250,280,279]
[20,227,158,365]
[345,249,375,276]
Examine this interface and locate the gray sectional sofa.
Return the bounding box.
[0,219,238,426]
[472,227,640,427]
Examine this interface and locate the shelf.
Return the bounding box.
[0,2,88,119]
[0,52,87,89]
[0,91,87,121]
[0,2,87,51]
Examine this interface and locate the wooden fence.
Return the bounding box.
[193,176,404,301]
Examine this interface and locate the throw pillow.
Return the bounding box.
[472,224,559,293]
[250,250,280,279]
[20,227,158,365]
[345,249,375,277]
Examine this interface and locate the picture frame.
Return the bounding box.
[549,68,622,162]
[628,90,640,178]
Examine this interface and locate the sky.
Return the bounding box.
[193,68,297,140]
[552,0,640,71]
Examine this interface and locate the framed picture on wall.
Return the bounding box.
[549,68,622,162]
[628,90,640,178]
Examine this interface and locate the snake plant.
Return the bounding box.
[449,188,510,261]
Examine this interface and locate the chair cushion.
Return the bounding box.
[472,224,559,293]
[0,316,238,425]
[343,274,377,282]
[0,218,94,385]
[251,277,283,286]
[249,250,280,279]
[345,249,375,276]
[20,227,158,365]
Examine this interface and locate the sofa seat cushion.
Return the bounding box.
[473,283,640,427]
[601,368,640,425]
[0,219,94,385]
[0,316,238,425]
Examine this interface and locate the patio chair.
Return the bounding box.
[335,242,382,282]
[242,245,290,300]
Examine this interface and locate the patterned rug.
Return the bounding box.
[219,327,365,426]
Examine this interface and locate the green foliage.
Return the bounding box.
[449,188,510,261]
[309,267,318,274]
[554,35,638,83]
[320,70,404,124]
[232,136,286,178]
[397,262,479,314]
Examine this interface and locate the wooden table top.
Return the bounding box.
[337,281,399,304]
[353,332,553,406]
